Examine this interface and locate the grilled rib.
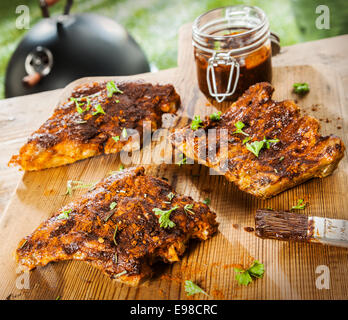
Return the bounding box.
[16,167,218,286]
[172,82,345,199]
[9,81,180,171]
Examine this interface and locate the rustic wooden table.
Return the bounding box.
[1,33,347,217]
[0,26,347,300]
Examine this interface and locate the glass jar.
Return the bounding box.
[192,5,272,103]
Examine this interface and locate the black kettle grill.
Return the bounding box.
[5,0,150,98]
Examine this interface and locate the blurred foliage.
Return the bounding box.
[0,0,347,99]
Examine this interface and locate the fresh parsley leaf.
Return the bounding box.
[247,260,265,278]
[114,270,127,278]
[110,202,117,210]
[263,137,279,149]
[203,198,211,205]
[112,136,120,142]
[245,140,264,157]
[210,111,222,121]
[106,81,123,97]
[191,115,203,131]
[177,155,187,166]
[184,203,194,215]
[153,206,178,228]
[242,136,251,144]
[233,121,249,136]
[113,225,118,246]
[293,82,310,94]
[235,271,253,286]
[92,104,105,116]
[184,280,209,297]
[121,128,127,138]
[70,97,89,114]
[234,260,265,286]
[291,199,306,210]
[65,180,96,195]
[57,209,72,220]
[167,192,175,201]
[245,137,279,157]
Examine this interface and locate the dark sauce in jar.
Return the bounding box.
[194,28,272,102]
[195,47,272,102]
[193,6,273,102]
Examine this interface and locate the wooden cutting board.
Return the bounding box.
[0,27,347,300]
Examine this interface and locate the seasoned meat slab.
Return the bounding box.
[9,81,180,171]
[16,167,218,286]
[172,82,345,199]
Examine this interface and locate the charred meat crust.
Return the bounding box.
[16,167,218,286]
[9,81,181,171]
[172,82,345,199]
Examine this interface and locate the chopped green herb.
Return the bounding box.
[234,260,265,286]
[112,136,120,142]
[177,155,187,166]
[235,270,252,286]
[291,199,306,210]
[92,104,105,116]
[184,280,209,297]
[113,225,118,246]
[55,296,61,300]
[245,140,265,157]
[70,97,89,114]
[153,206,178,228]
[233,121,249,136]
[210,111,222,121]
[19,240,27,249]
[293,82,310,94]
[191,115,203,131]
[263,137,279,149]
[167,192,175,201]
[104,211,115,222]
[119,164,124,171]
[65,180,96,195]
[245,137,279,157]
[110,202,117,210]
[121,128,127,138]
[279,156,285,162]
[57,209,72,220]
[203,198,211,205]
[242,136,251,144]
[116,99,120,103]
[106,81,123,97]
[184,203,195,215]
[114,270,127,278]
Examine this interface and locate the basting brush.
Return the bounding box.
[255,209,348,248]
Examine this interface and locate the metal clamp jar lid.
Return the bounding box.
[192,6,272,103]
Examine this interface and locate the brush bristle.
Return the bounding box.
[255,209,312,242]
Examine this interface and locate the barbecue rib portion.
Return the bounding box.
[9,81,180,171]
[16,167,218,286]
[172,82,345,199]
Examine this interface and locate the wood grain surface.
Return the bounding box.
[0,25,347,300]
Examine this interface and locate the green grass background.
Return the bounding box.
[0,0,347,99]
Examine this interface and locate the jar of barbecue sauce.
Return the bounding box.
[192,6,272,103]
